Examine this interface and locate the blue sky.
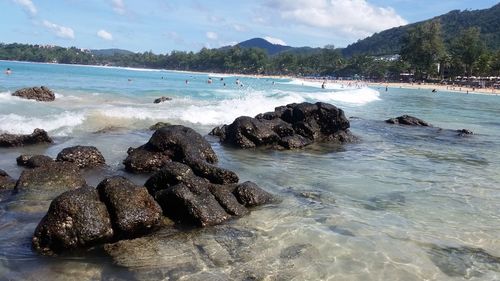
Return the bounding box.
[1,0,498,53]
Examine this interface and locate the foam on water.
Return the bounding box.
[0,111,85,135]
[283,79,366,90]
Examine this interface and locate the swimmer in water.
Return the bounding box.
[5,68,12,75]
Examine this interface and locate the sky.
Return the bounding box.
[1,0,498,53]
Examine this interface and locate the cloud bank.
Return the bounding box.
[13,0,37,16]
[42,20,75,39]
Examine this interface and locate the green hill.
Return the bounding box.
[342,3,500,57]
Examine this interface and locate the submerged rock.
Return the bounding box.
[457,129,474,137]
[32,186,114,255]
[385,115,430,126]
[56,145,106,169]
[153,96,172,103]
[14,161,86,196]
[211,102,356,149]
[0,128,52,147]
[12,86,55,102]
[97,176,162,238]
[16,154,54,168]
[0,169,16,190]
[428,245,500,278]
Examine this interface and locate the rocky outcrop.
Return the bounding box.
[457,129,473,136]
[32,186,114,255]
[56,145,106,169]
[12,86,55,102]
[124,125,238,185]
[97,176,162,238]
[385,115,430,126]
[0,169,16,190]
[153,96,172,103]
[16,154,54,168]
[0,129,52,147]
[14,162,86,195]
[145,161,274,227]
[211,102,356,149]
[149,122,171,130]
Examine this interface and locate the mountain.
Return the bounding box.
[342,3,500,57]
[91,48,134,56]
[236,38,292,55]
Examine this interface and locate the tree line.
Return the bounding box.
[1,22,499,81]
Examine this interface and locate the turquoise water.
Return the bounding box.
[1,60,500,280]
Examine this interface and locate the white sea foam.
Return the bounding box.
[0,111,85,135]
[299,88,381,105]
[283,79,366,90]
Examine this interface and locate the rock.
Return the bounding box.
[14,161,86,195]
[233,181,275,207]
[0,169,16,190]
[385,115,430,126]
[149,122,171,130]
[56,145,106,169]
[16,154,54,168]
[457,129,473,136]
[0,128,52,147]
[211,102,356,149]
[12,86,55,102]
[32,186,114,255]
[153,96,172,103]
[96,176,162,238]
[145,162,272,227]
[124,125,238,185]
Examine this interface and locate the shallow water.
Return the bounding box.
[1,61,500,280]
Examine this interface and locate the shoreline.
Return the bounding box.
[367,82,500,96]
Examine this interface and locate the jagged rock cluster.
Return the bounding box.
[211,102,356,149]
[6,125,273,255]
[0,129,52,147]
[12,86,55,101]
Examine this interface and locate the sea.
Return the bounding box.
[1,60,500,280]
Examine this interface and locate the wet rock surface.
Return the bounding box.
[149,122,171,130]
[32,186,114,255]
[146,161,273,227]
[16,154,54,168]
[124,125,237,184]
[0,169,16,190]
[0,129,53,147]
[385,115,431,126]
[211,102,356,149]
[56,145,106,169]
[12,86,55,102]
[97,176,162,238]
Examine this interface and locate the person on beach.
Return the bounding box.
[5,68,12,75]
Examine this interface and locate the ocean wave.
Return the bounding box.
[282,79,367,90]
[0,111,85,135]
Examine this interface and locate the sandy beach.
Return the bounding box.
[367,81,500,95]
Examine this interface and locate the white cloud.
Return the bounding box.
[111,0,126,15]
[42,20,75,39]
[232,24,246,32]
[97,29,113,41]
[263,0,407,38]
[13,0,37,16]
[206,31,218,40]
[264,36,287,45]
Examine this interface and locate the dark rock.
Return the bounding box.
[124,125,238,184]
[123,145,171,173]
[149,122,171,130]
[385,115,430,126]
[0,169,16,190]
[153,96,172,103]
[146,162,272,227]
[457,129,473,136]
[56,145,106,169]
[211,102,356,149]
[92,126,126,134]
[12,86,55,102]
[14,162,86,195]
[428,245,500,278]
[32,186,114,255]
[16,154,54,168]
[233,181,275,207]
[0,128,52,147]
[96,176,162,237]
